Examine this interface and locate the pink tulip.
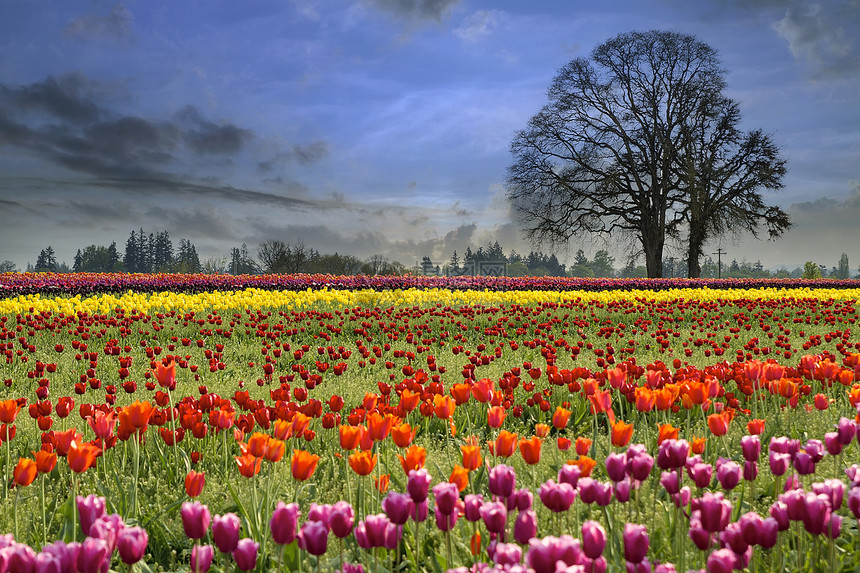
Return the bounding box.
[581,520,606,559]
[623,523,649,564]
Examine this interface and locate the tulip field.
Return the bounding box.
[1,273,860,573]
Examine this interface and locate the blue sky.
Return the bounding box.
[1,0,858,272]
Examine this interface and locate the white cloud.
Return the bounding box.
[453,9,504,43]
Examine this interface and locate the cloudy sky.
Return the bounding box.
[1,0,858,272]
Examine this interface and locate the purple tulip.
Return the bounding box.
[707,548,736,573]
[848,486,860,518]
[480,501,508,534]
[769,452,791,476]
[781,488,806,521]
[511,488,534,511]
[672,486,691,509]
[740,435,760,462]
[34,552,61,573]
[578,477,598,504]
[190,544,214,573]
[581,520,607,559]
[411,500,428,522]
[627,452,654,482]
[6,543,37,573]
[212,513,241,554]
[758,517,780,548]
[660,471,680,495]
[76,495,106,537]
[270,501,301,545]
[41,540,79,573]
[715,459,740,490]
[232,538,259,571]
[737,511,763,546]
[558,463,582,488]
[769,500,790,531]
[802,492,831,535]
[696,492,732,533]
[116,526,148,565]
[824,432,843,456]
[181,501,211,540]
[743,461,758,482]
[434,509,458,532]
[784,473,801,492]
[463,494,484,522]
[615,477,632,502]
[837,417,856,445]
[89,513,125,554]
[383,521,401,550]
[338,563,365,573]
[805,439,825,463]
[488,464,517,498]
[769,436,800,456]
[720,522,748,555]
[492,542,522,566]
[307,503,332,527]
[77,538,110,573]
[355,514,393,549]
[605,452,627,482]
[812,479,844,510]
[793,451,816,475]
[594,481,614,506]
[329,501,355,538]
[654,564,677,573]
[827,514,842,539]
[688,462,713,489]
[657,439,688,470]
[407,468,432,502]
[513,510,537,544]
[298,520,329,556]
[526,535,582,573]
[539,480,575,513]
[623,523,649,564]
[688,512,711,550]
[382,491,413,525]
[433,481,460,515]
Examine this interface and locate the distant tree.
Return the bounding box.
[175,239,201,273]
[448,250,460,272]
[0,260,18,273]
[124,231,140,273]
[229,244,257,275]
[568,263,594,278]
[506,261,529,277]
[73,249,83,272]
[486,241,505,261]
[802,261,822,279]
[75,245,116,272]
[573,249,588,267]
[837,253,850,280]
[34,246,57,272]
[590,250,615,277]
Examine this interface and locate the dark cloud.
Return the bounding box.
[368,0,460,22]
[175,106,252,155]
[258,141,329,173]
[0,73,103,124]
[65,3,135,42]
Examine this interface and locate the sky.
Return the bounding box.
[1,0,858,273]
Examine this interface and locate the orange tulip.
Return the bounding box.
[610,420,634,447]
[519,436,542,465]
[746,419,766,435]
[397,445,427,474]
[684,381,708,405]
[490,430,518,458]
[348,450,377,476]
[433,395,455,420]
[654,386,678,411]
[0,399,21,424]
[391,422,417,448]
[535,423,550,439]
[185,470,206,497]
[291,449,320,481]
[461,443,482,471]
[571,455,596,477]
[246,432,271,458]
[450,383,471,406]
[634,387,656,413]
[707,412,730,437]
[575,437,592,456]
[398,389,421,413]
[449,465,469,491]
[487,406,506,429]
[367,412,395,442]
[557,437,571,451]
[33,450,57,474]
[272,419,292,441]
[552,406,572,430]
[155,358,177,390]
[471,378,494,403]
[236,453,263,478]
[67,440,99,473]
[13,457,37,486]
[657,424,680,445]
[265,439,286,463]
[690,436,706,455]
[291,412,312,436]
[374,473,390,493]
[339,425,362,451]
[118,401,153,438]
[587,389,612,416]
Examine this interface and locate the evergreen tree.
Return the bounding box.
[124,231,139,273]
[34,246,57,272]
[107,242,120,271]
[73,249,83,272]
[837,253,850,280]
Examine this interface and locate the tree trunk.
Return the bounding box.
[642,230,664,278]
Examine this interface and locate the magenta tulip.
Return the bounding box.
[299,520,329,556]
[181,501,211,540]
[76,495,106,537]
[329,501,355,538]
[190,544,214,573]
[623,523,649,564]
[270,501,301,545]
[232,538,259,571]
[212,513,241,554]
[581,520,606,559]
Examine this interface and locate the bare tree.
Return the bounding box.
[678,98,789,277]
[507,30,778,277]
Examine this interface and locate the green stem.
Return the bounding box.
[14,486,20,540]
[41,474,48,546]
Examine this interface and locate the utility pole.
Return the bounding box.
[714,248,726,279]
